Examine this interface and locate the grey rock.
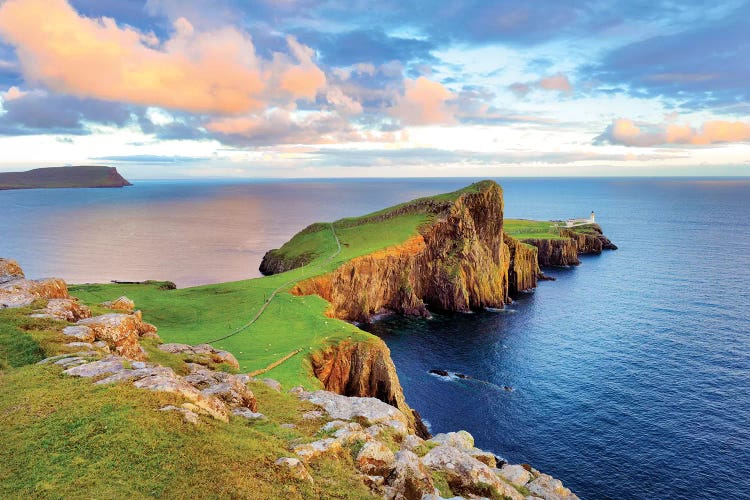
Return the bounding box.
[232,408,266,420]
[275,457,313,483]
[262,378,282,391]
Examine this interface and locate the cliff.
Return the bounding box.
[522,223,617,267]
[504,234,541,294]
[0,165,131,190]
[310,339,431,438]
[292,181,514,322]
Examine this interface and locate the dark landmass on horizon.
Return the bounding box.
[0,166,132,190]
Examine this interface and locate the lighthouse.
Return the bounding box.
[590,211,595,223]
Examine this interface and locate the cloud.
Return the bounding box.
[0,0,326,115]
[510,73,573,97]
[389,77,456,126]
[597,118,750,147]
[0,88,132,135]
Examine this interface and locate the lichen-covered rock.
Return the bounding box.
[0,277,69,308]
[63,325,95,342]
[302,390,411,431]
[527,473,579,500]
[384,450,436,500]
[76,312,156,360]
[183,366,257,410]
[32,298,91,321]
[101,296,135,312]
[468,448,497,468]
[275,457,313,483]
[262,378,282,391]
[356,441,396,476]
[496,464,531,487]
[421,445,523,500]
[0,258,24,284]
[133,373,229,422]
[160,405,200,424]
[232,408,265,420]
[158,343,239,370]
[401,434,425,452]
[427,431,474,451]
[293,438,343,462]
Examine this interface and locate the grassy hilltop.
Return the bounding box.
[0,166,132,190]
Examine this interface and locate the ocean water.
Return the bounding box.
[1,178,749,499]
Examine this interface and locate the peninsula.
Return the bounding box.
[0,165,132,190]
[0,180,613,499]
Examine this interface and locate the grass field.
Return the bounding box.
[503,219,563,240]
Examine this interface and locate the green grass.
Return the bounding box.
[70,211,431,390]
[0,363,376,499]
[503,219,563,240]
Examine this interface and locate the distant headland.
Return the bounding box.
[0,166,131,190]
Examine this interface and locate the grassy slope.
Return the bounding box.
[0,310,376,498]
[504,219,564,240]
[69,182,493,388]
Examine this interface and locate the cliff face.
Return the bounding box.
[310,339,430,438]
[504,235,541,294]
[524,238,580,267]
[293,184,511,322]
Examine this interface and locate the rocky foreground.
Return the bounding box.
[1,257,578,499]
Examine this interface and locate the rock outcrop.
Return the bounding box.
[292,182,511,322]
[310,340,430,438]
[0,258,24,284]
[504,234,541,294]
[0,276,69,308]
[522,224,617,267]
[72,311,159,361]
[30,298,92,322]
[100,296,135,312]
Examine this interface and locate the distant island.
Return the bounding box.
[0,166,131,190]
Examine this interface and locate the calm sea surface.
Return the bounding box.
[1,178,749,499]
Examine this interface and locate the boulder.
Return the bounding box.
[496,464,531,487]
[232,408,265,420]
[0,258,24,284]
[302,390,410,430]
[158,343,239,370]
[0,277,69,308]
[275,457,313,483]
[293,438,343,462]
[76,312,157,360]
[421,445,523,500]
[133,373,229,422]
[63,356,129,378]
[63,325,95,342]
[401,434,425,452]
[333,422,369,444]
[32,298,91,321]
[468,448,497,468]
[527,473,579,500]
[183,366,257,411]
[384,450,436,500]
[100,296,135,312]
[262,378,282,391]
[427,431,474,451]
[160,405,200,424]
[356,441,396,476]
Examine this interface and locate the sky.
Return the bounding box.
[0,0,749,178]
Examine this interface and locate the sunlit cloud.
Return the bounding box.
[598,118,750,147]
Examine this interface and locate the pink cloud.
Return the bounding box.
[510,73,573,97]
[601,118,750,146]
[389,77,456,126]
[0,0,326,115]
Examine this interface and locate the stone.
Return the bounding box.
[133,373,229,422]
[421,445,523,500]
[527,473,578,500]
[160,405,200,424]
[497,464,532,487]
[158,342,239,369]
[302,390,410,429]
[63,325,95,342]
[275,457,313,483]
[63,356,128,378]
[183,366,257,411]
[333,422,369,444]
[401,434,425,452]
[76,313,157,360]
[363,474,385,491]
[0,258,24,284]
[384,450,436,500]
[232,408,265,420]
[321,420,348,432]
[302,410,325,420]
[101,296,135,312]
[289,386,308,397]
[35,298,91,321]
[293,438,343,462]
[468,448,497,468]
[262,378,282,392]
[427,431,474,451]
[95,365,174,385]
[65,342,94,350]
[0,277,69,308]
[356,441,396,476]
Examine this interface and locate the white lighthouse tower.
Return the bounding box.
[590,211,596,223]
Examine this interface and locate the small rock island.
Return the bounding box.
[0,165,132,190]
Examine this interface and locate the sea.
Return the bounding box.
[1,178,748,499]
